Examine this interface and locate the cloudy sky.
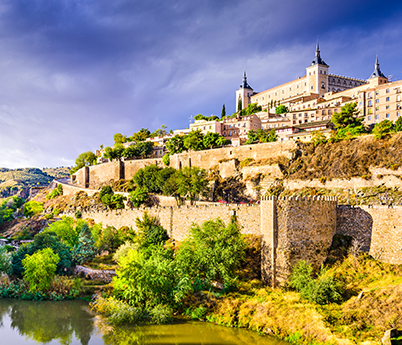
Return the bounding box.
[0,0,402,168]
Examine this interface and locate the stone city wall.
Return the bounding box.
[336,205,402,265]
[72,140,296,188]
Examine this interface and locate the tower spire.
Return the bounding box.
[240,71,252,89]
[310,39,328,66]
[369,55,386,79]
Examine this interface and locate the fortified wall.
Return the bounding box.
[63,195,338,286]
[72,141,296,189]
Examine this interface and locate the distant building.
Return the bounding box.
[189,119,222,135]
[238,41,401,127]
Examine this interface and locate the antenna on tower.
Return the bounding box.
[388,74,393,82]
[188,115,194,125]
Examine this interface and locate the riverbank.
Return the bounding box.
[189,254,402,345]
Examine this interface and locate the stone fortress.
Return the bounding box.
[68,42,402,285]
[68,140,402,285]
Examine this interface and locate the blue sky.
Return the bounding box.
[0,0,402,168]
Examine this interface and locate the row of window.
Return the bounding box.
[367,112,401,121]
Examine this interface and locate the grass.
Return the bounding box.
[191,254,402,345]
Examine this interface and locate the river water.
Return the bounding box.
[0,299,286,345]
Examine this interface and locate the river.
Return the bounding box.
[0,299,287,345]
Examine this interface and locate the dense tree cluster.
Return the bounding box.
[165,129,230,155]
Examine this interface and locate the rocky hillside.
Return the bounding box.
[0,167,70,199]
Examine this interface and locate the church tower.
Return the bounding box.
[305,40,329,97]
[367,55,388,86]
[235,71,254,111]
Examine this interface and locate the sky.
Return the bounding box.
[1,0,402,169]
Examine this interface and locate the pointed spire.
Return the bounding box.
[310,39,328,66]
[239,71,252,90]
[369,55,386,79]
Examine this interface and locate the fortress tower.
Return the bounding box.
[305,40,329,97]
[235,71,254,111]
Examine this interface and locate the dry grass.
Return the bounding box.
[281,133,402,180]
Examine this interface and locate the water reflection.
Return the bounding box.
[0,299,285,345]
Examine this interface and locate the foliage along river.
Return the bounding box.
[0,299,287,345]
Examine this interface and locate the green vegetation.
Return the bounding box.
[46,184,63,199]
[275,104,288,114]
[23,200,44,218]
[99,186,126,209]
[0,196,24,225]
[129,187,149,208]
[70,151,96,174]
[104,141,154,161]
[22,248,60,293]
[246,129,277,144]
[165,129,229,155]
[92,217,246,325]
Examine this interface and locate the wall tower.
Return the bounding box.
[235,71,254,110]
[305,40,329,97]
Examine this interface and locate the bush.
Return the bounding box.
[162,154,170,166]
[11,232,73,278]
[99,186,126,209]
[135,212,169,248]
[113,242,139,263]
[22,248,60,293]
[46,184,63,200]
[74,210,82,219]
[129,187,149,208]
[23,201,44,218]
[0,246,12,275]
[372,119,395,139]
[289,261,344,305]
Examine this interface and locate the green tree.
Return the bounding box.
[114,133,127,145]
[372,120,395,139]
[331,102,362,128]
[175,218,246,286]
[194,114,204,121]
[130,128,151,142]
[165,135,185,154]
[395,116,402,132]
[22,248,60,292]
[135,212,169,248]
[202,132,220,149]
[246,129,259,144]
[133,165,162,193]
[216,136,231,146]
[11,232,73,278]
[73,224,97,265]
[113,245,182,311]
[244,103,262,116]
[129,187,149,208]
[0,246,11,275]
[23,201,43,218]
[70,151,96,174]
[175,167,209,205]
[44,216,82,249]
[162,154,170,166]
[221,104,226,118]
[183,130,204,151]
[275,105,288,114]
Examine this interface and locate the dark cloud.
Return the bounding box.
[0,0,402,168]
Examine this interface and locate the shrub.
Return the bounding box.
[74,210,82,219]
[0,246,12,275]
[23,201,44,218]
[162,154,170,166]
[129,187,149,208]
[289,261,344,305]
[135,212,169,248]
[46,184,63,200]
[99,186,126,209]
[113,242,139,263]
[11,232,73,278]
[372,119,395,139]
[22,248,60,293]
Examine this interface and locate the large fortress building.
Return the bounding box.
[238,41,401,129]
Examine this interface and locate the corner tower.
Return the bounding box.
[305,40,329,97]
[367,55,388,86]
[235,71,254,111]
